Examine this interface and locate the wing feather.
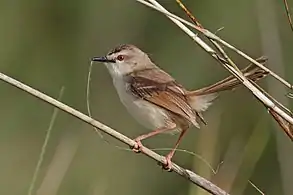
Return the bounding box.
[127,68,199,128]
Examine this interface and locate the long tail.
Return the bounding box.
[186,56,269,114]
[188,56,268,96]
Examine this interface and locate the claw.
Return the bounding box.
[162,157,173,172]
[132,139,143,153]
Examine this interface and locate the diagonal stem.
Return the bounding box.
[0,71,230,195]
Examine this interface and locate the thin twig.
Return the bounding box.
[27,87,64,195]
[283,0,293,32]
[87,61,104,139]
[249,180,265,195]
[0,72,229,195]
[136,0,293,91]
[176,0,203,28]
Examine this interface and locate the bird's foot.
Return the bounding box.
[131,139,143,153]
[161,155,173,172]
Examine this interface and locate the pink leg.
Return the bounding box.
[132,127,170,153]
[163,129,188,171]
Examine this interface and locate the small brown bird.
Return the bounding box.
[92,44,267,169]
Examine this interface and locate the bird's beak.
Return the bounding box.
[91,56,115,63]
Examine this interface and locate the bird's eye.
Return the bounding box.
[117,55,124,61]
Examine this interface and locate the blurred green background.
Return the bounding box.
[0,0,292,195]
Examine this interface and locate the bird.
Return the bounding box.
[92,44,268,170]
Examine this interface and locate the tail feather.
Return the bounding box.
[187,56,268,96]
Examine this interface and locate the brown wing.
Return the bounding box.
[127,68,199,127]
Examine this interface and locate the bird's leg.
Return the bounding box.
[132,127,170,153]
[163,128,188,171]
